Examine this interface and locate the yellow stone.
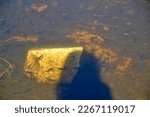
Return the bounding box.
[24,47,83,83]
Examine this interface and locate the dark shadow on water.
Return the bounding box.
[57,50,112,100]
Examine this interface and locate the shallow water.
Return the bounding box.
[0,0,150,99]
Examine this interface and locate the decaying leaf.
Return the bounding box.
[24,47,83,83]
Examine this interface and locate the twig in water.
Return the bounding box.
[0,58,14,78]
[76,20,131,31]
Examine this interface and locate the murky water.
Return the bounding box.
[0,0,150,99]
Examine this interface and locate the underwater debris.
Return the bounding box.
[31,3,48,13]
[0,58,13,78]
[6,36,38,43]
[103,26,110,31]
[126,22,132,26]
[24,47,83,83]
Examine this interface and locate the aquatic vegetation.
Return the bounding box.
[24,47,83,83]
[94,47,118,63]
[115,57,132,75]
[66,30,118,64]
[66,30,132,74]
[66,30,104,44]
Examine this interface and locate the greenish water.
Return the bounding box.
[0,0,150,99]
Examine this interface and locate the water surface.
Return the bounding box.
[0,0,150,99]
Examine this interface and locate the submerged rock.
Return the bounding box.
[24,47,83,83]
